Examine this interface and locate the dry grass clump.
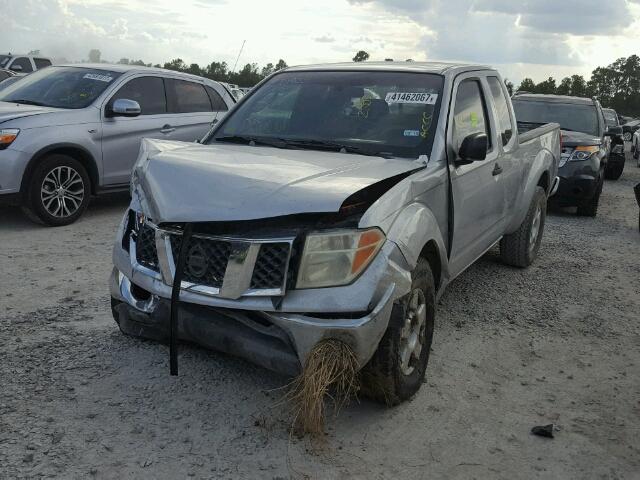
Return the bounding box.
[286,339,360,436]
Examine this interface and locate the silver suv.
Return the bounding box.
[0,64,235,226]
[0,54,53,74]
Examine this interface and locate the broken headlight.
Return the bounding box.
[296,228,385,289]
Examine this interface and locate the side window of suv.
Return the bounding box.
[34,58,52,70]
[166,79,212,113]
[11,57,33,73]
[108,76,167,115]
[452,79,492,154]
[205,86,228,111]
[487,76,514,146]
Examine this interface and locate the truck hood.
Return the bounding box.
[132,139,425,223]
[0,101,61,124]
[561,129,601,147]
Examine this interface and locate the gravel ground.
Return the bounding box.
[1,156,639,479]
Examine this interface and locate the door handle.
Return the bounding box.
[160,124,175,134]
[492,163,503,176]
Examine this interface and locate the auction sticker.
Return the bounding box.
[83,73,113,82]
[385,92,438,105]
[404,129,420,137]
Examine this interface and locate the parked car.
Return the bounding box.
[602,108,626,180]
[512,93,620,216]
[622,119,640,142]
[0,54,52,75]
[0,64,235,226]
[110,62,560,404]
[632,130,640,167]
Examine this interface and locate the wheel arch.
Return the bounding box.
[20,143,99,196]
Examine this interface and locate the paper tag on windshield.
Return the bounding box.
[385,92,438,105]
[83,73,113,82]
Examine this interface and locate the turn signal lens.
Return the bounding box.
[296,228,385,289]
[0,128,19,149]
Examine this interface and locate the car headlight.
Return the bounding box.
[569,145,599,162]
[296,228,385,289]
[0,129,19,150]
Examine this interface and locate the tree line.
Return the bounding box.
[514,55,640,117]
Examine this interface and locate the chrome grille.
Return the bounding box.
[251,243,290,289]
[169,235,231,288]
[135,224,159,271]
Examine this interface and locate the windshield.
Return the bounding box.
[513,100,599,136]
[0,55,10,68]
[603,109,618,127]
[0,66,122,109]
[209,70,444,158]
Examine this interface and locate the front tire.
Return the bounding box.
[576,175,603,217]
[500,186,547,268]
[361,258,435,406]
[604,162,624,180]
[23,154,90,226]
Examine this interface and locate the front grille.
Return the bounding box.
[251,243,290,289]
[169,235,231,288]
[135,224,159,271]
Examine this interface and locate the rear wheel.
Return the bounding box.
[500,186,547,268]
[23,154,90,226]
[361,258,435,406]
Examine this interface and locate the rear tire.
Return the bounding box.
[361,258,435,406]
[500,186,547,268]
[23,154,90,226]
[576,175,603,217]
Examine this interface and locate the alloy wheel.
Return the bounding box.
[399,288,427,376]
[40,166,85,218]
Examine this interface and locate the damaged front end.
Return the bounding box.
[111,138,419,375]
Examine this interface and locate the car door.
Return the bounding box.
[165,78,222,142]
[101,75,175,186]
[447,74,506,277]
[486,75,521,222]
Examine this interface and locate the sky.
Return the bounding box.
[2,0,640,85]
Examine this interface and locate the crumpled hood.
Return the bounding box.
[133,138,425,223]
[561,129,601,147]
[0,101,61,124]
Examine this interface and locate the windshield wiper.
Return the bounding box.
[281,138,395,159]
[215,135,289,149]
[10,99,48,107]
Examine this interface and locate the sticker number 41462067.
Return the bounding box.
[385,92,438,105]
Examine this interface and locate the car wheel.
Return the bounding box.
[361,258,435,406]
[604,162,625,180]
[624,132,632,142]
[500,186,547,268]
[23,154,90,226]
[576,175,603,217]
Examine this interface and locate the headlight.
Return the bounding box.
[569,145,599,162]
[296,228,385,289]
[0,128,19,150]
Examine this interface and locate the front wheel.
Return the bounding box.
[576,176,603,217]
[500,186,547,268]
[604,162,624,180]
[23,154,90,226]
[361,258,435,406]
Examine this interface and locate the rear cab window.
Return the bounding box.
[487,76,514,146]
[512,99,599,136]
[34,58,52,70]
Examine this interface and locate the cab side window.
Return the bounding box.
[452,79,492,154]
[11,57,33,73]
[487,76,514,146]
[166,79,212,113]
[108,77,167,115]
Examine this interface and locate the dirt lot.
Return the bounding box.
[1,157,639,480]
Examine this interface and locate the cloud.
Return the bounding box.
[314,35,336,43]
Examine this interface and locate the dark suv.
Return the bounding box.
[603,108,626,180]
[512,94,621,217]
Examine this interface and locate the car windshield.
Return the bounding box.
[209,70,444,159]
[0,66,122,109]
[603,110,618,127]
[0,55,10,68]
[513,100,599,136]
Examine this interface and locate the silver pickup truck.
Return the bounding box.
[110,62,560,404]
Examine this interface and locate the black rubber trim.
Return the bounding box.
[169,223,193,375]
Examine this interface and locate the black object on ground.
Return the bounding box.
[531,424,554,438]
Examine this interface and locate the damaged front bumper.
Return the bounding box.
[110,229,412,376]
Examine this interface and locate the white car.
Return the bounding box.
[0,54,52,75]
[632,130,640,167]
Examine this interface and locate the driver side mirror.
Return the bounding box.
[108,98,141,118]
[10,64,23,72]
[605,125,623,136]
[457,133,488,164]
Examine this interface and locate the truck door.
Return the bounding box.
[447,75,506,277]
